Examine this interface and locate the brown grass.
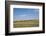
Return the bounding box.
[13,20,39,28]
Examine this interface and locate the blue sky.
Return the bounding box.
[13,8,39,21]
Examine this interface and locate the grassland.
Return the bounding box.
[13,20,39,28]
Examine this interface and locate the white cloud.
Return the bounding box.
[13,14,39,21]
[19,14,27,17]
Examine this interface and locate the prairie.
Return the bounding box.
[13,20,39,28]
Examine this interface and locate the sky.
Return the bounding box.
[13,8,39,21]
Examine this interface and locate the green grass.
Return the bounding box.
[13,20,39,28]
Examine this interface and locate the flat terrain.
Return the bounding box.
[13,20,39,28]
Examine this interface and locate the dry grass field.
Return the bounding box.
[13,20,39,28]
